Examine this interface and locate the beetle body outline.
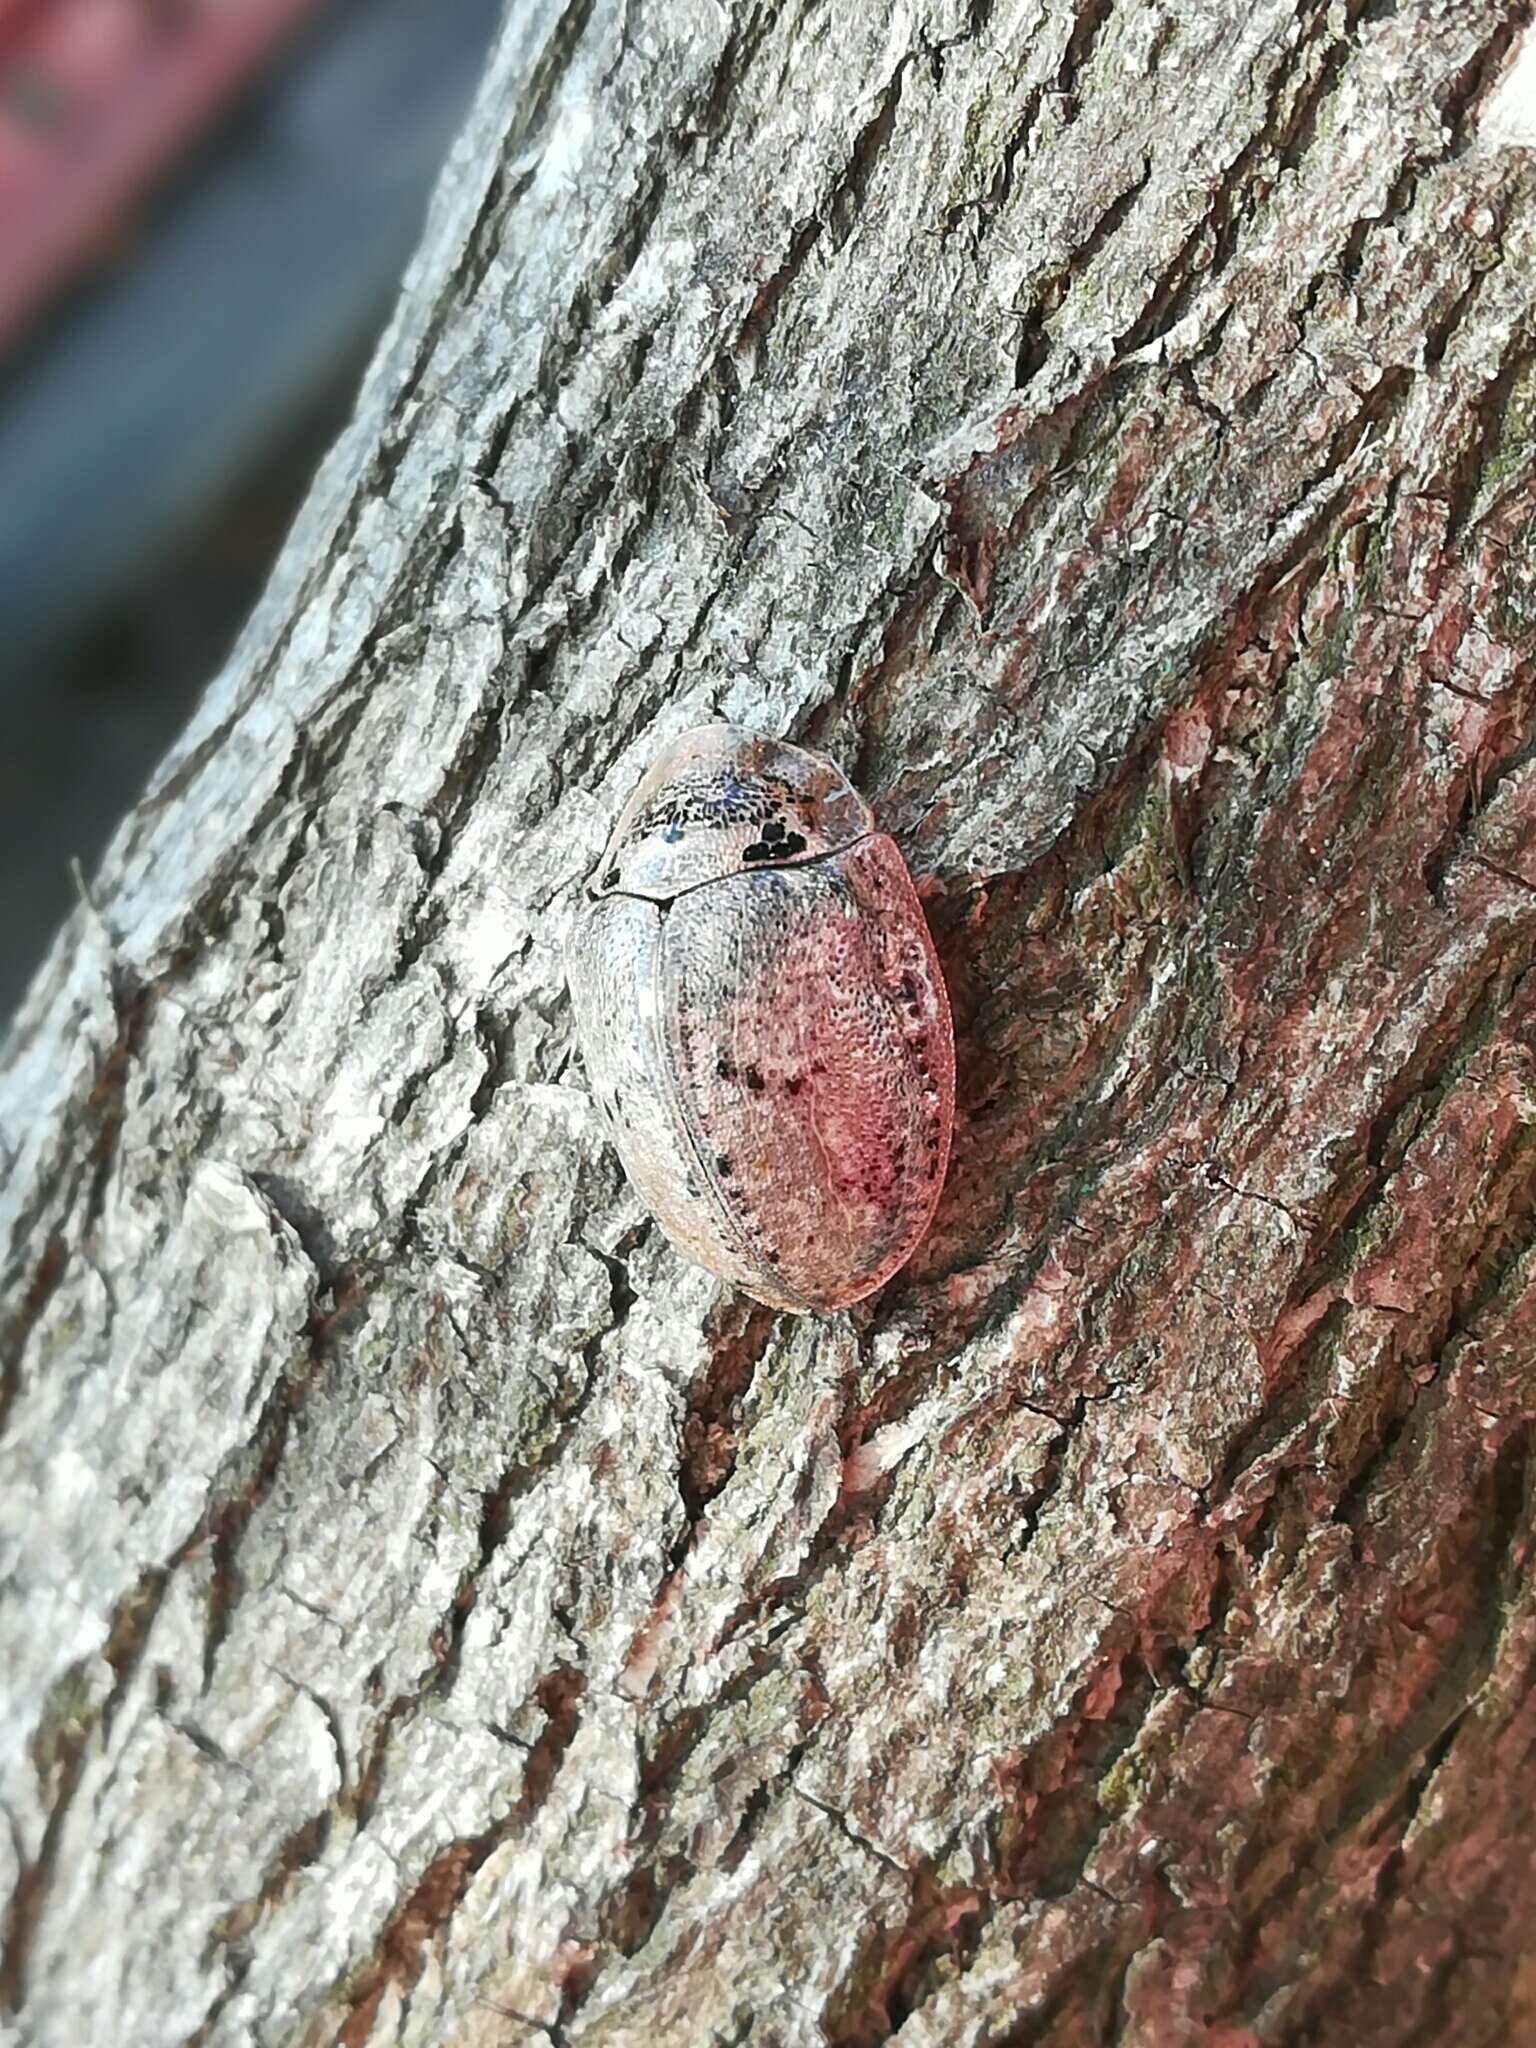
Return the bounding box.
[567,725,954,1313]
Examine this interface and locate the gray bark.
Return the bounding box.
[4,3,1536,2044]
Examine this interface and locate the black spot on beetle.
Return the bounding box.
[744,1065,765,1093]
[780,830,808,857]
[766,1250,781,1265]
[716,1055,736,1081]
[761,819,786,844]
[604,866,620,890]
[783,1075,803,1096]
[716,1154,733,1176]
[900,971,921,1008]
[741,840,774,863]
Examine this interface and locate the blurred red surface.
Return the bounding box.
[0,0,333,354]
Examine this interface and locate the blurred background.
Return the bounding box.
[0,0,502,1019]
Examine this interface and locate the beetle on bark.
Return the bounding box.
[567,725,955,1312]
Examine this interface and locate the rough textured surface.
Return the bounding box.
[3,2,1536,2043]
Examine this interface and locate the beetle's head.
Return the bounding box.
[589,724,874,903]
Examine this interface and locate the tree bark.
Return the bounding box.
[4,2,1536,2042]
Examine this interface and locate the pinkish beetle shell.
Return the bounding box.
[566,725,955,1313]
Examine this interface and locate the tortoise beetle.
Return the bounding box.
[566,725,954,1312]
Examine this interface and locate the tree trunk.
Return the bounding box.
[4,2,1536,2042]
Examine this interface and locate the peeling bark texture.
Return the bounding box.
[5,3,1536,2044]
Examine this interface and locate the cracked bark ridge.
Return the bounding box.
[3,1,1536,2042]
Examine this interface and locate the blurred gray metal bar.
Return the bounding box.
[0,0,501,686]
